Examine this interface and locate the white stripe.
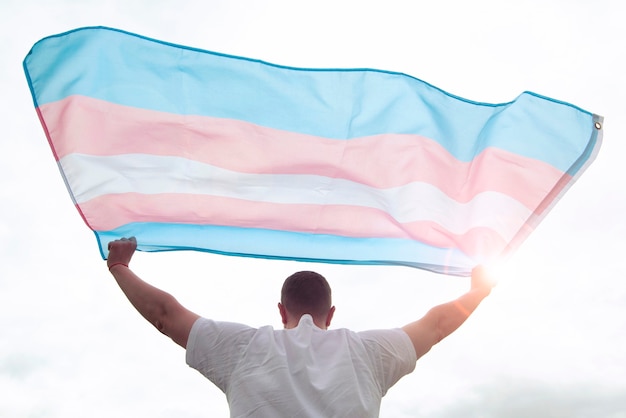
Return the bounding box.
[60,153,531,240]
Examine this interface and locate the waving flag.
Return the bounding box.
[24,27,602,275]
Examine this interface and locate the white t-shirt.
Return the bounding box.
[186,314,417,418]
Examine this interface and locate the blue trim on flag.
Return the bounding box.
[94,223,476,276]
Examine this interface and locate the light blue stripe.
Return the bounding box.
[94,223,476,276]
[24,26,597,172]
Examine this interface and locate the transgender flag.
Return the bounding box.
[24,27,602,276]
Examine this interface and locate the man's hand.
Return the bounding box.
[107,237,137,269]
[471,265,495,294]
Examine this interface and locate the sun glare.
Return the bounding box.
[479,252,544,295]
[479,260,521,287]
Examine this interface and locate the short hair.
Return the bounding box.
[281,271,332,319]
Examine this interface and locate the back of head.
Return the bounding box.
[281,271,332,319]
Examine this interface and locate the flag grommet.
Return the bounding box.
[595,121,602,130]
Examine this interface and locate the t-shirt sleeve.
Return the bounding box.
[186,317,257,392]
[358,328,417,395]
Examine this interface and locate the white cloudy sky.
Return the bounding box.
[2,0,626,417]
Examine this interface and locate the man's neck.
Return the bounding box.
[284,314,327,330]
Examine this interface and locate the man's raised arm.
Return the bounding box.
[402,266,494,359]
[107,237,199,348]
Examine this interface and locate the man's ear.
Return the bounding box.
[278,302,288,325]
[325,306,336,328]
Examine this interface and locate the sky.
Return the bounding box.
[1,0,625,417]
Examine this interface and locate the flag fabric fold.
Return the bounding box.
[24,26,602,275]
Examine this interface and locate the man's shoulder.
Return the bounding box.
[189,317,261,345]
[356,328,416,355]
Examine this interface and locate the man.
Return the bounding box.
[107,237,494,417]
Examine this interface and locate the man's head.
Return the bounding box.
[278,271,335,329]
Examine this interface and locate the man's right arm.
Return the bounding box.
[108,237,200,348]
[401,266,494,359]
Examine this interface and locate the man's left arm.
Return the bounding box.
[107,237,200,348]
[401,266,494,359]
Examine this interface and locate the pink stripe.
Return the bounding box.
[79,193,510,258]
[40,95,569,210]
